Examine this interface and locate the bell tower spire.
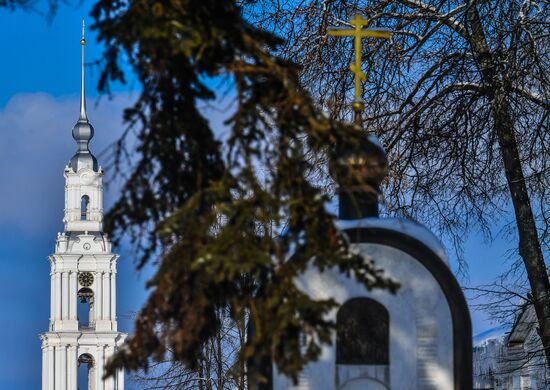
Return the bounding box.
[80,20,87,121]
[40,22,126,390]
[63,23,103,233]
[70,19,97,173]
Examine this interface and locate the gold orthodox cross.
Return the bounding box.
[328,14,392,117]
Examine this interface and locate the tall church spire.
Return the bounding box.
[70,20,98,172]
[42,21,126,390]
[80,20,88,121]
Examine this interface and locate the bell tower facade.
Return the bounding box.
[40,22,126,390]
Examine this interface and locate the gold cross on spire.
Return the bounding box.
[328,14,392,119]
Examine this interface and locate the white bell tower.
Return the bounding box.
[40,22,126,390]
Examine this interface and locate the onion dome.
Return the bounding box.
[69,21,98,172]
[332,125,388,219]
[70,121,97,172]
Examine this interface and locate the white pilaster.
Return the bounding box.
[69,272,77,320]
[97,345,105,390]
[90,363,97,390]
[42,346,48,390]
[68,345,77,390]
[62,272,69,320]
[110,272,116,322]
[62,345,68,389]
[117,369,124,390]
[55,273,61,321]
[50,272,55,329]
[96,273,103,321]
[105,345,115,389]
[47,346,54,390]
[103,272,109,321]
[55,346,62,388]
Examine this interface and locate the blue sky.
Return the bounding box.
[0,1,518,388]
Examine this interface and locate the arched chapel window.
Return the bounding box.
[81,195,90,220]
[336,297,389,365]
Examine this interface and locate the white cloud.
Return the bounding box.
[0,92,134,236]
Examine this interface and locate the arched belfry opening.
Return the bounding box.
[81,195,90,220]
[77,287,94,329]
[78,353,95,390]
[336,297,390,389]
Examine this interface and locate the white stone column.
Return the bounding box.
[96,346,106,390]
[68,345,77,390]
[42,346,48,390]
[69,271,77,320]
[55,346,62,388]
[90,298,95,328]
[47,346,55,390]
[89,365,96,390]
[96,273,103,321]
[50,272,55,328]
[98,179,104,225]
[110,272,116,321]
[61,345,68,389]
[104,346,115,389]
[62,272,69,320]
[55,273,62,321]
[103,272,109,321]
[116,369,124,390]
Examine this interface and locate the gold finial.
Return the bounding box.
[80,20,86,45]
[328,14,392,122]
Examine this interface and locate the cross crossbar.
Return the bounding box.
[327,14,392,115]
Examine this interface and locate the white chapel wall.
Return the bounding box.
[272,243,454,390]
